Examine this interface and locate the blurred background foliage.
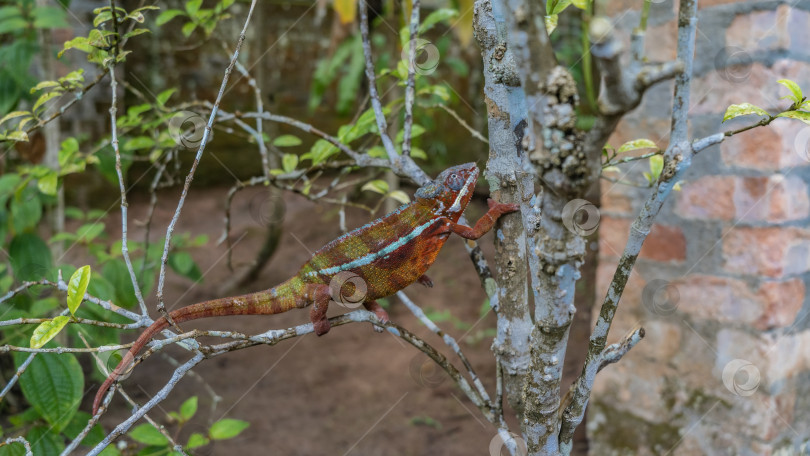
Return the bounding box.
[0,0,596,453]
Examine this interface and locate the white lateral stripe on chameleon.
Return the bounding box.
[305,217,441,277]
[449,172,476,213]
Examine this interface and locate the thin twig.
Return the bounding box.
[1,437,33,456]
[108,26,148,316]
[402,0,420,156]
[156,0,259,320]
[397,291,492,405]
[431,104,488,144]
[359,0,399,163]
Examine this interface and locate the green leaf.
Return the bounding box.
[180,396,198,421]
[76,222,105,243]
[30,316,70,349]
[13,349,83,432]
[777,79,803,104]
[776,110,810,125]
[168,251,202,282]
[181,21,196,37]
[272,134,302,147]
[547,0,572,15]
[1,130,30,142]
[37,170,58,196]
[0,17,27,34]
[28,426,65,455]
[396,124,426,143]
[63,411,106,446]
[545,14,558,34]
[9,233,52,281]
[10,188,42,233]
[0,5,22,22]
[59,36,94,57]
[0,440,27,456]
[186,433,209,449]
[304,139,338,165]
[0,110,30,126]
[419,8,457,34]
[361,180,389,195]
[388,190,410,205]
[186,0,203,16]
[722,103,769,122]
[32,91,61,113]
[648,155,664,182]
[67,265,91,315]
[128,423,169,446]
[281,154,298,173]
[123,136,155,150]
[617,139,657,154]
[157,88,177,106]
[209,419,250,440]
[572,0,590,8]
[33,6,68,29]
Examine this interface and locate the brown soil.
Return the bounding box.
[93,185,591,455]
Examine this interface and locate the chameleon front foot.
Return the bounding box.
[313,318,331,336]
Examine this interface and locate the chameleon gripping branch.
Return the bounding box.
[93,162,519,414]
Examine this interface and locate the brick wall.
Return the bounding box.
[589,0,810,454]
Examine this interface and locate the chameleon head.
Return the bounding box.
[415,162,479,217]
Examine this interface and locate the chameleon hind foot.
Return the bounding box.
[363,300,389,333]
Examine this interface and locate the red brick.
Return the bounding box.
[788,8,810,55]
[644,20,677,62]
[725,6,790,53]
[641,224,686,262]
[722,119,810,171]
[598,216,630,259]
[599,217,685,263]
[674,275,761,325]
[722,227,810,277]
[676,176,735,220]
[600,180,633,215]
[692,64,789,114]
[762,175,809,222]
[730,175,809,222]
[755,279,805,330]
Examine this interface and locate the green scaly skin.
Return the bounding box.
[93,163,519,414]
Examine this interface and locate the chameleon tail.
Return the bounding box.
[92,281,299,414]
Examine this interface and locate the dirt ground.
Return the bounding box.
[90,184,590,455]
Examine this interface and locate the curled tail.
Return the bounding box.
[92,283,299,414]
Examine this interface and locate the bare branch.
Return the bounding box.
[156,0,259,320]
[559,0,699,450]
[402,0,420,157]
[397,291,492,405]
[1,437,32,456]
[358,0,399,164]
[108,50,148,316]
[0,353,35,404]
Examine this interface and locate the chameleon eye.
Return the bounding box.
[447,173,464,191]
